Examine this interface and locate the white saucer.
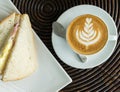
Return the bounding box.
[52,5,118,69]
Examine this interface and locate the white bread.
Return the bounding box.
[2,14,38,81]
[0,13,15,49]
[0,13,16,73]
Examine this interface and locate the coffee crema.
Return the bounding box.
[67,14,108,55]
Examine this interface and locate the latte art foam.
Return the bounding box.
[67,14,108,55]
[76,18,101,47]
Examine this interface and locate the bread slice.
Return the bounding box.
[0,13,15,49]
[0,13,16,74]
[2,14,38,81]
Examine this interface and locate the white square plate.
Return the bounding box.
[0,0,72,92]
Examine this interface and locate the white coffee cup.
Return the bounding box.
[66,14,117,62]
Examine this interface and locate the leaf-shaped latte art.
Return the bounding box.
[76,18,100,47]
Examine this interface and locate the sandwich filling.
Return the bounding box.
[0,23,19,73]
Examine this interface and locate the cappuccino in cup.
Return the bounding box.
[66,14,108,55]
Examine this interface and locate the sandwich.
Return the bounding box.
[0,13,38,81]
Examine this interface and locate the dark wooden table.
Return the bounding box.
[12,0,120,91]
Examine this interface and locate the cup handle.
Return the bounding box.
[108,35,117,41]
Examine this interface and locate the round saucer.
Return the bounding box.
[52,5,118,69]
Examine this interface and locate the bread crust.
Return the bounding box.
[0,13,15,24]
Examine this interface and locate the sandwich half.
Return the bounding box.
[0,13,38,81]
[0,13,19,73]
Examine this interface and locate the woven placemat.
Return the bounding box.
[12,0,120,91]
